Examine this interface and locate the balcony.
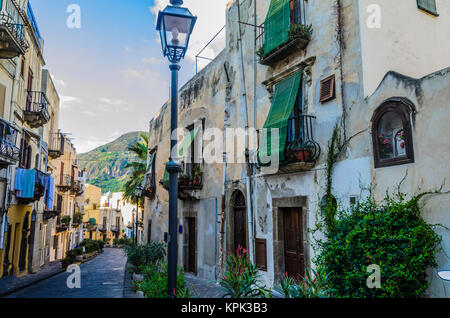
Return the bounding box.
[24,91,50,128]
[257,24,312,67]
[0,118,20,169]
[17,169,48,205]
[71,180,83,196]
[178,164,203,200]
[280,115,320,173]
[0,0,29,59]
[98,224,107,233]
[111,225,121,233]
[57,174,74,192]
[143,173,156,198]
[43,195,62,221]
[48,132,65,159]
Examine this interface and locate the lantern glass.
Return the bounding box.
[157,5,197,62]
[135,186,143,198]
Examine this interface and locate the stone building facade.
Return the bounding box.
[144,0,449,296]
[0,0,84,279]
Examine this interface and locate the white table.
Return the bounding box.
[438,271,450,281]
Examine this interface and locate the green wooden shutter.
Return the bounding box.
[178,127,199,157]
[258,72,302,165]
[264,0,291,56]
[145,152,156,175]
[417,0,438,16]
[162,167,170,189]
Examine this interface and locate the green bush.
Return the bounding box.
[125,241,167,274]
[136,262,190,298]
[114,237,134,246]
[317,194,442,298]
[80,239,105,253]
[218,245,269,298]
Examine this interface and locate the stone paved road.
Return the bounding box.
[5,248,126,298]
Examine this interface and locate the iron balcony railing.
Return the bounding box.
[24,91,50,127]
[111,225,121,232]
[98,224,107,232]
[178,163,203,190]
[57,174,74,191]
[0,118,20,167]
[48,132,65,158]
[0,0,29,58]
[143,173,156,197]
[285,115,320,164]
[17,169,48,204]
[257,0,310,66]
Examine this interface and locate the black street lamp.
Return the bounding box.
[135,185,143,245]
[156,0,196,298]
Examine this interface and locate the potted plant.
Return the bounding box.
[179,173,190,186]
[192,165,203,186]
[288,140,312,162]
[61,216,71,227]
[288,24,313,41]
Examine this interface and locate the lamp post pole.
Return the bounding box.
[156,0,196,298]
[167,62,182,298]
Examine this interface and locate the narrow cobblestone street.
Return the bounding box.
[4,248,127,298]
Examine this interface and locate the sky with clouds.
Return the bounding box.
[31,0,228,153]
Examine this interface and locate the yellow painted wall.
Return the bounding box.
[1,205,33,278]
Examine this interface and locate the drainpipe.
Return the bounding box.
[236,0,255,263]
[251,0,258,261]
[218,152,227,278]
[214,197,217,280]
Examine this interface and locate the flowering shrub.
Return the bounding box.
[218,245,270,298]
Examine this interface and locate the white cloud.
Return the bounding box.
[50,74,66,89]
[121,68,159,84]
[150,0,228,66]
[60,95,81,109]
[142,57,163,64]
[98,97,131,112]
[125,45,132,53]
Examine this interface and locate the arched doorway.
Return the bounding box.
[232,191,247,251]
[19,212,30,272]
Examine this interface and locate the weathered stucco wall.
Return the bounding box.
[358,0,450,97]
[145,0,450,296]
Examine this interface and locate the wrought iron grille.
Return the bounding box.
[0,118,20,164]
[285,115,320,163]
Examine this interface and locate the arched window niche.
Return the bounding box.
[371,98,415,168]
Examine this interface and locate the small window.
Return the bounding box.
[417,0,438,16]
[320,75,336,104]
[372,100,415,168]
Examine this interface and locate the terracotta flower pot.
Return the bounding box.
[294,149,311,162]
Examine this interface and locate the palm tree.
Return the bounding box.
[123,132,149,205]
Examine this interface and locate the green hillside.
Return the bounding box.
[78,131,147,193]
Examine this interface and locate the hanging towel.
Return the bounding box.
[14,168,26,192]
[22,169,36,199]
[45,176,54,209]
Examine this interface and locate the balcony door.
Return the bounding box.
[26,68,33,111]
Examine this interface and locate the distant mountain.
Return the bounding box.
[78,131,147,193]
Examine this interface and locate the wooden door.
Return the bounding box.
[183,217,196,273]
[234,207,247,251]
[283,208,305,278]
[233,191,247,251]
[60,162,64,185]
